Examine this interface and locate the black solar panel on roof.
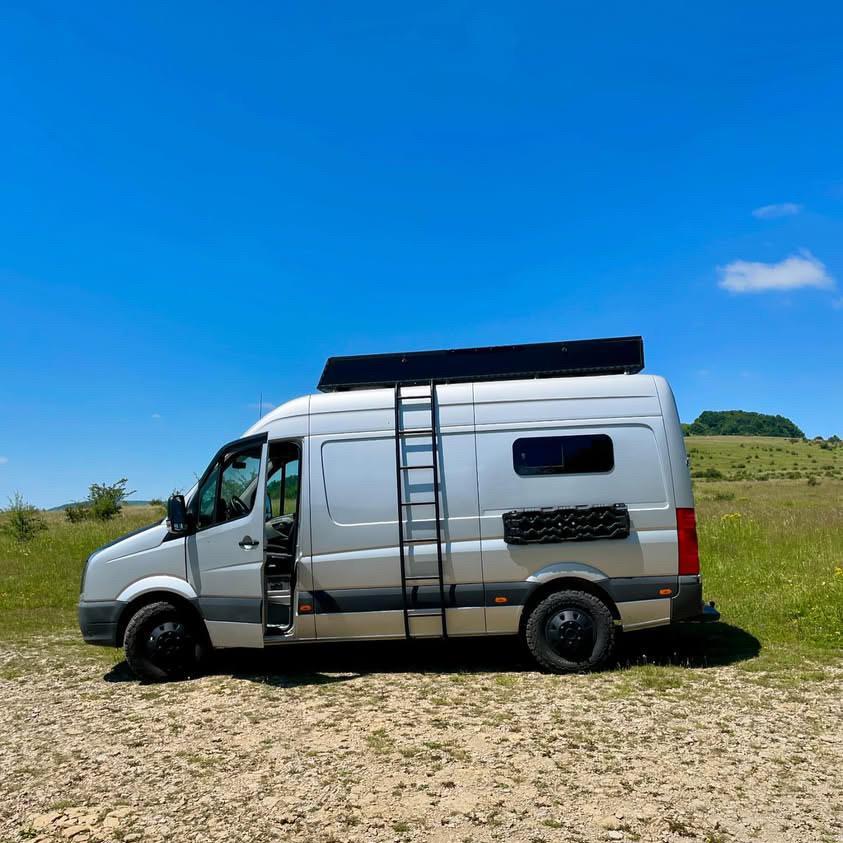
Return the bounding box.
[317,336,644,392]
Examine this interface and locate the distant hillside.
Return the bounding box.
[683,410,804,438]
[685,435,843,481]
[49,500,161,512]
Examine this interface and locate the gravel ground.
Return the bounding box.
[1,634,841,843]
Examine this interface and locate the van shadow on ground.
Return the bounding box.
[103,622,759,685]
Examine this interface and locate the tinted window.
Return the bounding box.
[513,435,614,476]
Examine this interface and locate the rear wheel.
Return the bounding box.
[124,601,207,682]
[524,589,615,673]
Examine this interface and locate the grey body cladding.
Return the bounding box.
[198,596,263,624]
[275,578,682,616]
[78,600,123,646]
[81,575,700,646]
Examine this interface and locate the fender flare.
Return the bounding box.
[116,575,198,605]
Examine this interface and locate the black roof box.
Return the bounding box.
[317,336,643,392]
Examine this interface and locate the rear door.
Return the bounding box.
[186,434,268,647]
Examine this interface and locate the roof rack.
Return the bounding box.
[317,336,644,392]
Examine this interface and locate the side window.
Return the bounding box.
[197,464,220,529]
[195,443,262,529]
[283,459,299,516]
[218,447,262,522]
[266,446,300,519]
[513,434,614,476]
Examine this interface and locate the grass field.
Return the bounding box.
[0,441,841,671]
[0,506,164,639]
[687,434,843,481]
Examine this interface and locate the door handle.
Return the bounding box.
[239,536,259,549]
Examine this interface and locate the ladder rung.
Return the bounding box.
[401,500,436,506]
[405,574,439,581]
[403,538,439,545]
[397,428,433,437]
[399,464,435,470]
[407,609,443,617]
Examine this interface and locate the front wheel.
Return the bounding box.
[524,589,616,673]
[124,601,207,682]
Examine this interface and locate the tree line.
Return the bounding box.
[683,410,805,438]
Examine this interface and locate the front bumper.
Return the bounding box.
[671,576,720,623]
[78,601,123,647]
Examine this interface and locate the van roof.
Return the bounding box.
[248,373,661,435]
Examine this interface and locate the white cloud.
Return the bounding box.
[151,413,161,419]
[752,202,803,219]
[0,456,7,465]
[718,250,835,293]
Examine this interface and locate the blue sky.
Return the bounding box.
[1,1,842,507]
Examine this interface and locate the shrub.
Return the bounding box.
[64,501,90,523]
[692,467,724,479]
[807,476,820,486]
[1,492,47,542]
[88,478,135,521]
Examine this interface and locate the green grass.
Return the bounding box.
[696,478,843,658]
[687,434,843,481]
[0,505,163,638]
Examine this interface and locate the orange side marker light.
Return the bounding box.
[494,596,509,604]
[299,603,314,614]
[658,588,673,596]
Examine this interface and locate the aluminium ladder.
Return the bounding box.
[393,382,448,639]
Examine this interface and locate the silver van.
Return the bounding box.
[78,337,718,680]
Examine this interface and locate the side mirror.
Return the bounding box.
[167,494,189,534]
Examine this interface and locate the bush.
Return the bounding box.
[64,502,90,523]
[807,476,820,486]
[1,493,47,542]
[148,498,164,508]
[692,467,724,479]
[88,478,135,521]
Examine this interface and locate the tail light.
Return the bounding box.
[677,507,700,575]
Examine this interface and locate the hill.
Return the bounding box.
[684,410,804,438]
[49,499,161,512]
[685,435,843,481]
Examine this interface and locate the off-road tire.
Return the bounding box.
[524,589,615,673]
[124,601,207,682]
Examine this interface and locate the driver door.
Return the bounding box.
[186,434,268,648]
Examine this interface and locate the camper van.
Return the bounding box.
[78,337,718,681]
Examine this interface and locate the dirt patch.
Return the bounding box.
[1,638,841,843]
